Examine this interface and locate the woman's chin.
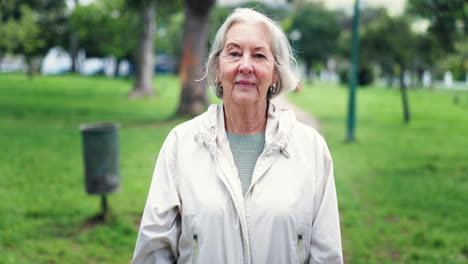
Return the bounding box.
[231,91,264,106]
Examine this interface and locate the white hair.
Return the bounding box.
[204,8,300,99]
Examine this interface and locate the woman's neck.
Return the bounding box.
[223,101,268,135]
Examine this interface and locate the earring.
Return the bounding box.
[269,83,277,94]
[215,78,223,90]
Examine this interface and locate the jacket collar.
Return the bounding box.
[195,101,296,157]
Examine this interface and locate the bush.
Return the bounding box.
[339,65,374,86]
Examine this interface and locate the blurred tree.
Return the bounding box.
[70,0,138,75]
[289,3,340,79]
[128,0,157,97]
[411,33,443,86]
[176,0,215,115]
[407,0,467,53]
[441,41,468,81]
[126,0,183,97]
[361,15,416,122]
[69,0,79,73]
[155,12,184,59]
[407,0,467,83]
[0,0,67,76]
[154,0,184,70]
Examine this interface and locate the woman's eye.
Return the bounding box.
[229,52,240,57]
[254,54,266,59]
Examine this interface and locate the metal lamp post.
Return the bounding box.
[346,0,360,142]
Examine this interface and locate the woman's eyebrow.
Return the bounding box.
[253,46,267,51]
[225,42,240,49]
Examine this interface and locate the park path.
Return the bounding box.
[272,95,320,131]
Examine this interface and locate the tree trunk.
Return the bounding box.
[176,0,214,115]
[399,66,411,123]
[416,67,423,88]
[26,56,35,79]
[129,0,155,97]
[70,0,80,73]
[69,32,79,73]
[114,58,121,77]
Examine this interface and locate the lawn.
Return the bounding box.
[289,82,468,263]
[0,73,467,263]
[0,73,187,263]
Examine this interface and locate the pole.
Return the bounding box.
[101,195,108,220]
[346,0,360,142]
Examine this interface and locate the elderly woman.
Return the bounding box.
[132,8,343,264]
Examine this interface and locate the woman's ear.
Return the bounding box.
[272,69,279,85]
[215,69,220,83]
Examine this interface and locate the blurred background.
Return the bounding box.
[0,0,466,263]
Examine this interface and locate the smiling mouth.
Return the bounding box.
[235,81,256,87]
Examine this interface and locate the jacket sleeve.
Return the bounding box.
[132,137,181,264]
[308,137,343,264]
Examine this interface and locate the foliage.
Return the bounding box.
[339,65,374,86]
[407,0,467,53]
[154,0,184,57]
[0,0,67,60]
[69,0,138,60]
[126,0,184,58]
[361,14,416,71]
[0,5,44,56]
[155,12,184,59]
[289,82,468,263]
[288,3,340,76]
[439,41,468,81]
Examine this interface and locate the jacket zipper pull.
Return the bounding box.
[192,233,199,264]
[297,233,304,264]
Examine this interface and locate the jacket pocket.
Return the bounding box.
[192,233,199,264]
[297,233,304,264]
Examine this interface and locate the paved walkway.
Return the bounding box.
[272,95,320,131]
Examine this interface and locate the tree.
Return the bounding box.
[69,0,138,75]
[129,0,155,97]
[406,0,467,86]
[69,0,80,73]
[289,3,340,79]
[154,0,184,71]
[176,0,215,115]
[155,12,184,61]
[361,15,417,122]
[0,0,67,76]
[407,0,467,54]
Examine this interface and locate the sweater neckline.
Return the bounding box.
[226,132,265,149]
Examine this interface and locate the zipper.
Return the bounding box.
[297,233,304,264]
[192,233,199,264]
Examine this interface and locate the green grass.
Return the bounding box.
[288,83,468,263]
[1,73,467,263]
[0,73,187,263]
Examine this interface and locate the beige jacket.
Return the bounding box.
[132,103,343,264]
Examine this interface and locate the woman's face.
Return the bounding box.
[218,21,277,106]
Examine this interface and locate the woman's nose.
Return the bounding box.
[238,56,253,74]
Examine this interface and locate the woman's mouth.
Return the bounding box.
[235,80,256,88]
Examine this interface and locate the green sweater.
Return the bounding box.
[226,132,265,196]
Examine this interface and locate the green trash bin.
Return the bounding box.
[80,122,121,195]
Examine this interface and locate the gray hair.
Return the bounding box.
[204,8,300,99]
